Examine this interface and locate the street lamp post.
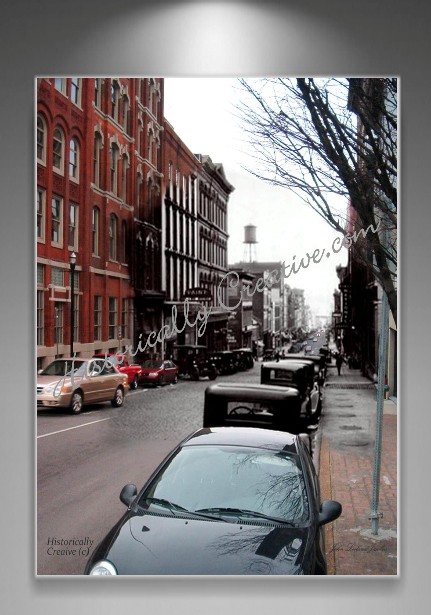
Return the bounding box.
[70,251,76,357]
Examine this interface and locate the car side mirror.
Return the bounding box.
[120,483,138,507]
[318,500,342,526]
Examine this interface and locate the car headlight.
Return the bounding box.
[148,372,159,377]
[88,560,118,576]
[44,382,73,395]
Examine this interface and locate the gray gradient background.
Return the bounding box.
[0,0,428,612]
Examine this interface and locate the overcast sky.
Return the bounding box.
[163,77,348,318]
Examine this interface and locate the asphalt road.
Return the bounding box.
[37,364,262,575]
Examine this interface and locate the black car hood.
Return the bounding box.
[99,511,314,575]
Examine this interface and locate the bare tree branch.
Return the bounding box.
[235,77,397,322]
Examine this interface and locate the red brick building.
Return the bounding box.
[36,77,164,368]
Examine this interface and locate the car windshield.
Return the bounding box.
[142,360,161,368]
[140,445,309,525]
[40,359,86,377]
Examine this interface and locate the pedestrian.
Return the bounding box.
[336,353,344,376]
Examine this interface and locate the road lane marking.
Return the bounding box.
[37,417,113,438]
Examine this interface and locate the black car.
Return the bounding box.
[232,348,254,371]
[261,361,322,418]
[84,427,342,575]
[208,350,237,375]
[203,382,303,431]
[173,344,217,381]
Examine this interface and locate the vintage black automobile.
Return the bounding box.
[173,345,217,381]
[261,360,322,418]
[280,354,327,389]
[84,427,342,575]
[203,382,303,431]
[208,350,238,375]
[232,348,254,371]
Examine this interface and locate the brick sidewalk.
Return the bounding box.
[318,366,398,575]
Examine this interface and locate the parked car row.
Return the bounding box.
[37,347,256,415]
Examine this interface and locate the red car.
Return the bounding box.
[140,359,179,386]
[93,354,143,390]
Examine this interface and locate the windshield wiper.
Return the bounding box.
[142,498,227,522]
[194,507,298,527]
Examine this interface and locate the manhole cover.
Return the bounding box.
[340,425,362,430]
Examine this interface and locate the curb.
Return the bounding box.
[318,436,336,575]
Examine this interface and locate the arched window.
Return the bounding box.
[109,213,118,260]
[92,207,100,256]
[69,138,79,181]
[37,114,47,164]
[53,126,65,173]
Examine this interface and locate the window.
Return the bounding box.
[121,154,128,202]
[54,78,66,94]
[136,172,143,218]
[51,267,64,287]
[94,78,102,108]
[137,119,143,156]
[37,263,45,286]
[37,188,45,241]
[69,202,78,248]
[70,78,81,106]
[94,296,102,341]
[54,302,64,345]
[121,220,127,263]
[122,94,129,131]
[93,131,103,187]
[51,196,63,246]
[69,138,79,180]
[111,81,120,122]
[92,207,100,255]
[110,143,119,194]
[37,290,44,346]
[108,297,118,339]
[53,127,65,173]
[37,114,46,163]
[122,298,128,339]
[109,214,118,260]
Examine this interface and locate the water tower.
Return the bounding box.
[243,224,258,262]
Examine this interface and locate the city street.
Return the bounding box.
[37,363,264,575]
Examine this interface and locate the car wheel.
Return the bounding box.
[131,375,139,390]
[111,386,125,407]
[70,391,83,414]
